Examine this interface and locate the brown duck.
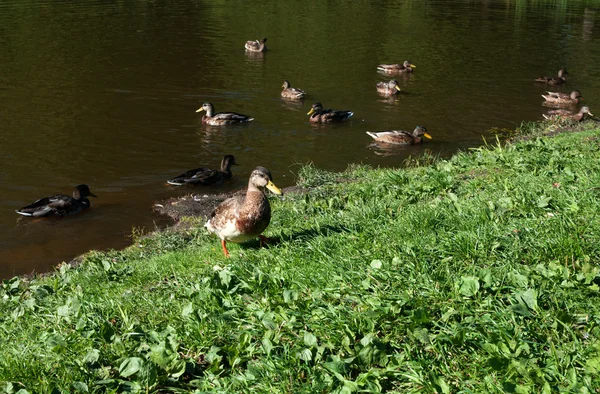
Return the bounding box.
[196,103,253,126]
[366,126,432,145]
[535,68,568,85]
[205,166,282,257]
[307,102,353,123]
[376,80,402,95]
[543,106,594,121]
[542,90,583,107]
[167,155,237,186]
[377,61,416,74]
[281,80,306,100]
[245,37,267,52]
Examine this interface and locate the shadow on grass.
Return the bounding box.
[239,224,353,251]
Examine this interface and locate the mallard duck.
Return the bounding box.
[196,103,253,126]
[281,80,306,100]
[245,37,267,52]
[535,68,568,85]
[543,106,594,121]
[167,155,237,186]
[205,166,282,257]
[307,102,354,123]
[542,90,583,107]
[376,80,402,95]
[366,126,432,145]
[16,185,97,217]
[377,61,416,74]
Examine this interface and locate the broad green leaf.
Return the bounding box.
[519,289,538,311]
[262,337,273,354]
[304,332,317,347]
[119,357,144,377]
[370,260,382,269]
[459,276,479,297]
[72,382,88,393]
[181,302,193,317]
[83,349,100,364]
[298,348,312,361]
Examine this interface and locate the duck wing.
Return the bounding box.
[16,194,74,217]
[212,112,253,122]
[168,167,220,185]
[322,109,354,121]
[206,195,244,233]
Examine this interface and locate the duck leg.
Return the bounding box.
[221,239,230,257]
[259,235,277,248]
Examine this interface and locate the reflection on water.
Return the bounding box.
[1,0,599,278]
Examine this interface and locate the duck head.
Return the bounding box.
[413,126,432,139]
[307,102,323,116]
[73,184,97,200]
[249,166,282,195]
[196,102,215,117]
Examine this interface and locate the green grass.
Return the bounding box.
[2,124,600,393]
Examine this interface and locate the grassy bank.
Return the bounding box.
[2,123,600,393]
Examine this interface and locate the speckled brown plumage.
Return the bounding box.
[307,102,354,124]
[205,166,282,257]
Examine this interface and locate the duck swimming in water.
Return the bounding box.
[542,90,583,107]
[377,61,416,74]
[366,126,432,145]
[535,68,568,85]
[245,37,267,52]
[307,102,353,124]
[376,80,402,95]
[167,155,237,186]
[196,103,254,126]
[281,80,307,100]
[16,184,97,217]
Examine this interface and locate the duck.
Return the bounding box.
[366,126,432,145]
[376,80,402,95]
[205,166,282,257]
[16,185,97,217]
[535,68,568,85]
[307,102,354,123]
[377,61,416,74]
[196,103,253,126]
[543,106,594,121]
[542,90,583,107]
[245,37,267,52]
[281,80,306,100]
[167,155,237,186]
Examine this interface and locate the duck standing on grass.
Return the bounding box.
[245,37,267,52]
[205,166,282,257]
[196,103,253,126]
[167,155,237,186]
[16,185,97,217]
[376,80,402,95]
[377,61,416,74]
[366,126,432,145]
[535,68,568,85]
[281,80,306,100]
[543,106,594,121]
[542,90,583,108]
[307,102,354,123]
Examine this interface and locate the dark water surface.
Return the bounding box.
[1,0,600,278]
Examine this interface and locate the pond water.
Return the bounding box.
[1,0,600,278]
